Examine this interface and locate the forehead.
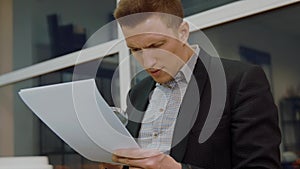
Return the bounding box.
[121,15,177,39]
[124,33,170,48]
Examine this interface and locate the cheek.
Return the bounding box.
[132,53,144,64]
[164,41,183,57]
[158,46,184,66]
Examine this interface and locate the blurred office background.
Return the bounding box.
[0,0,300,168]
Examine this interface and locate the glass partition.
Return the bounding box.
[182,0,239,16]
[11,0,116,72]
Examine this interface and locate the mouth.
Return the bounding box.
[148,68,162,77]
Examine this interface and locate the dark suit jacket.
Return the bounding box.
[124,49,281,169]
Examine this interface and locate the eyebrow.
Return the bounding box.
[127,44,138,49]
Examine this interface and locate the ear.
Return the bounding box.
[178,21,190,43]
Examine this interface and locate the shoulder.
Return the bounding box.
[219,58,268,85]
[197,55,268,88]
[218,58,272,108]
[197,49,265,84]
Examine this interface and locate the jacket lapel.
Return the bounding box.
[126,77,156,138]
[170,49,210,162]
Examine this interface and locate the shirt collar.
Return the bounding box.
[180,44,199,83]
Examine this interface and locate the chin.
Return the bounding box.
[152,76,173,84]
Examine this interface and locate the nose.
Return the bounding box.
[141,49,156,69]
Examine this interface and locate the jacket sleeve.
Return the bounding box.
[181,163,204,169]
[230,66,281,169]
[180,66,281,169]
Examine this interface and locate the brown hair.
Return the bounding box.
[113,0,184,28]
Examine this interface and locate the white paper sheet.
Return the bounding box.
[19,79,139,163]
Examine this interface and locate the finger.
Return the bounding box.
[113,156,130,166]
[112,154,124,163]
[113,154,166,169]
[99,163,108,169]
[99,162,123,169]
[112,155,140,166]
[113,148,162,159]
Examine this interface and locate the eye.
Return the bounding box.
[130,48,141,52]
[149,42,164,48]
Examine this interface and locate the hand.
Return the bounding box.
[112,148,181,169]
[99,162,123,169]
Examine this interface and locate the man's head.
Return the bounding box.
[114,0,184,29]
[114,0,193,84]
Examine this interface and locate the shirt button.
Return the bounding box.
[153,132,158,138]
[159,108,164,112]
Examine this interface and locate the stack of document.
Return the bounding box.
[19,79,139,163]
[0,156,52,169]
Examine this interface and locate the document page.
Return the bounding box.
[19,79,139,163]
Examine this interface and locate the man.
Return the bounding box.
[101,0,281,168]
